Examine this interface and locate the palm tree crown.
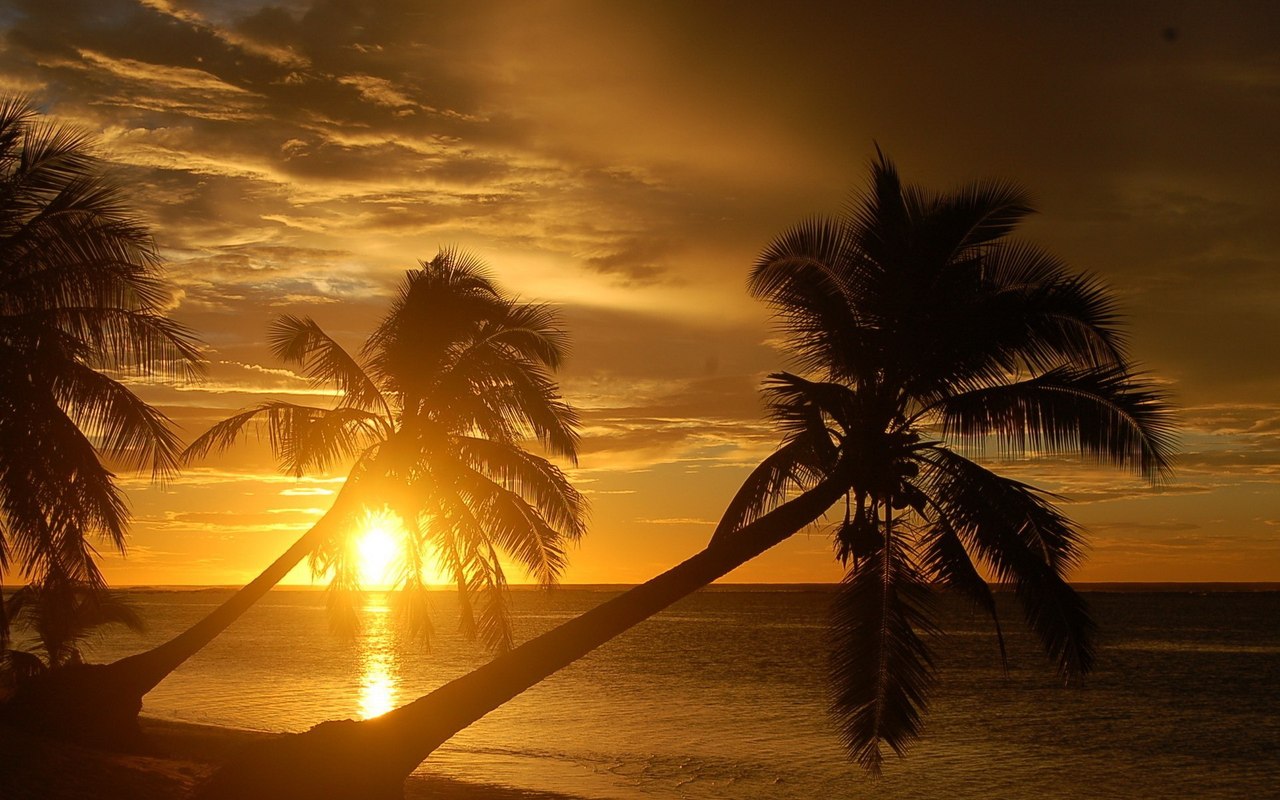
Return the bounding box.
[713,152,1176,771]
[187,249,587,651]
[0,95,202,645]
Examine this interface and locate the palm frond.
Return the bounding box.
[438,352,581,461]
[0,96,203,614]
[982,240,1127,369]
[6,581,143,668]
[748,217,877,378]
[391,510,435,643]
[472,542,514,653]
[762,372,864,440]
[918,516,1007,669]
[711,436,831,543]
[428,485,514,651]
[183,401,384,476]
[454,436,588,540]
[921,448,1094,678]
[481,300,571,370]
[52,359,183,480]
[268,315,389,416]
[469,482,569,586]
[829,531,936,773]
[939,365,1176,480]
[929,178,1035,258]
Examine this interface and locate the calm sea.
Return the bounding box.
[77,587,1279,799]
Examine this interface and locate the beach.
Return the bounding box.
[0,717,580,800]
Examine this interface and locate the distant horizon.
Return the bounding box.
[8,581,1273,593]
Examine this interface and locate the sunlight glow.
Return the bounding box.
[356,517,400,588]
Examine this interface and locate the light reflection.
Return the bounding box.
[358,594,398,719]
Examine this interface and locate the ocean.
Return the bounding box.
[77,587,1279,799]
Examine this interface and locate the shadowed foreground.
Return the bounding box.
[0,718,577,800]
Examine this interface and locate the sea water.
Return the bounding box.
[76,588,1279,799]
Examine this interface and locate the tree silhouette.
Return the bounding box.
[1,582,143,683]
[0,95,201,651]
[185,248,587,649]
[194,153,1175,798]
[714,150,1174,768]
[1,249,585,745]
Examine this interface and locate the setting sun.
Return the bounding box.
[355,518,400,588]
[4,4,1277,799]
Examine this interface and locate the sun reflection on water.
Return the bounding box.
[358,594,398,719]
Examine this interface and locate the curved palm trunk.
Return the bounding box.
[0,480,368,747]
[196,461,852,800]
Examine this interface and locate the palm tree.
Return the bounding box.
[194,153,1175,799]
[6,249,587,745]
[1,581,144,684]
[0,95,200,651]
[184,247,586,651]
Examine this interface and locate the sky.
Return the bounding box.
[1,0,1277,585]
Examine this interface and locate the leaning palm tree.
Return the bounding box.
[195,153,1175,799]
[182,248,587,651]
[5,249,586,745]
[0,95,201,648]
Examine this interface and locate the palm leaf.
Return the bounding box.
[921,448,1094,677]
[939,364,1176,480]
[829,531,937,773]
[183,401,383,476]
[918,515,1007,669]
[453,436,587,539]
[748,217,877,379]
[52,359,183,480]
[711,436,830,543]
[268,315,389,417]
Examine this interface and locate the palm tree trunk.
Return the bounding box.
[0,478,369,747]
[110,487,362,695]
[196,460,853,800]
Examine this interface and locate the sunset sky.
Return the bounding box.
[2,1,1276,585]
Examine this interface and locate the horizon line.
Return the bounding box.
[10,580,1277,592]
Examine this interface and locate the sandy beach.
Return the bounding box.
[0,717,582,800]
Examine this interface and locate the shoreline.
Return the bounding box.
[0,716,588,800]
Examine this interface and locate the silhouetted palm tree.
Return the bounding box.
[195,153,1175,798]
[712,151,1173,769]
[184,248,586,649]
[0,95,201,646]
[13,249,586,745]
[1,581,143,679]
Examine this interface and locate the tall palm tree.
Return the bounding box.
[0,95,201,646]
[195,153,1175,799]
[5,249,587,745]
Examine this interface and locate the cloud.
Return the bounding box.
[4,1,1278,583]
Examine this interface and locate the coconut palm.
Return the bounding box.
[1,581,143,677]
[712,151,1174,769]
[7,249,588,746]
[194,153,1175,799]
[0,95,201,646]
[183,247,587,650]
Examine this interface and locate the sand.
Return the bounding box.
[0,717,582,800]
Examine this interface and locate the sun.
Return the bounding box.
[355,517,400,588]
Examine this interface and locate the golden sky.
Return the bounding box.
[2,1,1277,584]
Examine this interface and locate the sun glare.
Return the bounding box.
[356,519,400,588]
